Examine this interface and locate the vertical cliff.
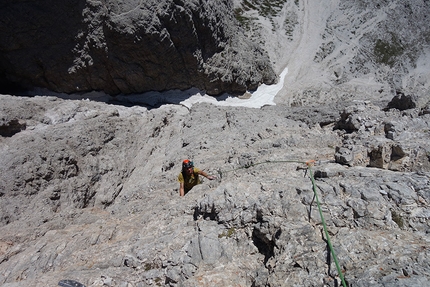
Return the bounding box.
[0,0,276,95]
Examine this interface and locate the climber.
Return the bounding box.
[178,159,215,196]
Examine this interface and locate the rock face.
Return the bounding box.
[0,0,276,95]
[1,0,430,286]
[233,0,430,105]
[0,94,429,287]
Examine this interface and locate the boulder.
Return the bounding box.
[386,90,430,111]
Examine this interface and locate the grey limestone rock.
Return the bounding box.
[1,0,430,286]
[0,94,429,286]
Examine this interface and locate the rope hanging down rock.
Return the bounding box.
[218,159,348,287]
[306,160,347,287]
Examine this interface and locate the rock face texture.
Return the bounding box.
[0,94,429,287]
[1,1,430,287]
[234,0,430,105]
[0,0,276,95]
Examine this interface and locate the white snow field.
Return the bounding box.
[179,67,289,109]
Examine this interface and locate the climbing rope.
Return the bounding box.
[218,159,347,287]
[306,161,347,287]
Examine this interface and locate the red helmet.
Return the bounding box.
[182,159,193,169]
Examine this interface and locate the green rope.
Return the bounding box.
[218,159,347,287]
[308,165,347,287]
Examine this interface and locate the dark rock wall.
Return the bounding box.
[0,0,276,95]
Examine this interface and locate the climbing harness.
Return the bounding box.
[218,159,348,287]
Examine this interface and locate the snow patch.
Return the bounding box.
[179,67,288,109]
